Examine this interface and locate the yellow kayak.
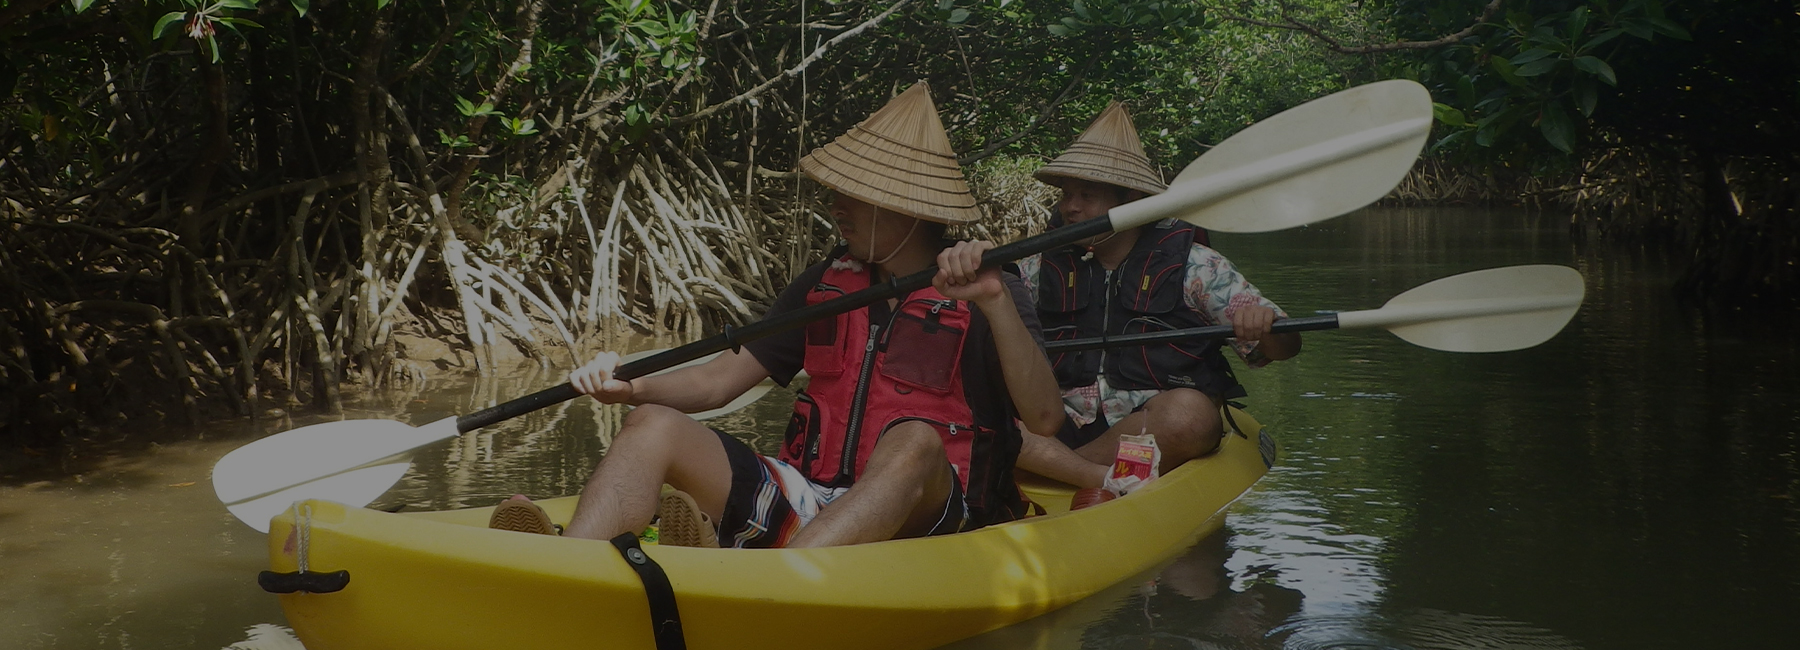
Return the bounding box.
[266,408,1274,650]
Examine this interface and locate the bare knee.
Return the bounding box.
[872,421,947,471]
[1145,389,1222,464]
[621,403,689,430]
[604,404,699,463]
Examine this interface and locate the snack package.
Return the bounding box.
[1103,432,1162,495]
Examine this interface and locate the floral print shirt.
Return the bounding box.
[1017,225,1287,428]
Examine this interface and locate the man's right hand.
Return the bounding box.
[570,351,635,404]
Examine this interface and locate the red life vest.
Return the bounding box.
[779,255,1023,525]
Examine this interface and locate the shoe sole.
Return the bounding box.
[658,490,718,548]
[489,500,556,535]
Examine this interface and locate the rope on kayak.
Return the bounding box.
[609,532,686,650]
[297,503,312,573]
[258,502,351,594]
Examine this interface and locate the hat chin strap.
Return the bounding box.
[867,209,921,266]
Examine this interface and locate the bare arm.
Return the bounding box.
[569,348,771,412]
[936,241,1066,437]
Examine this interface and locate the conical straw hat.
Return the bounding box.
[799,82,982,225]
[1035,101,1167,196]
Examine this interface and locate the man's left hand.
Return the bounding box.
[1231,305,1278,342]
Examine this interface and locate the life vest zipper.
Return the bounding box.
[838,322,882,483]
[1099,268,1115,386]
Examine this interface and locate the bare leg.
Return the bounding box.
[1072,388,1222,475]
[786,421,955,548]
[1017,430,1109,489]
[561,405,735,541]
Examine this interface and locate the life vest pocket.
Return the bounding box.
[878,301,968,394]
[803,284,848,376]
[1036,254,1093,314]
[781,391,825,474]
[1116,249,1188,315]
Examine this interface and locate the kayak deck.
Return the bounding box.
[267,409,1273,650]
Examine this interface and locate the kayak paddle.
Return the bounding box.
[1045,265,1586,354]
[212,79,1433,532]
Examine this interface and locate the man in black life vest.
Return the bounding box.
[490,83,1064,548]
[1014,102,1302,503]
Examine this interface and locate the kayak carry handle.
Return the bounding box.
[259,569,350,594]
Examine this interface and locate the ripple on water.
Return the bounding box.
[1274,608,1583,650]
[222,624,304,650]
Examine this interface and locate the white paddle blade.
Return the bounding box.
[225,461,412,533]
[212,417,458,506]
[1338,265,1586,352]
[1123,80,1432,234]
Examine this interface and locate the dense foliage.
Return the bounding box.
[0,0,1791,453]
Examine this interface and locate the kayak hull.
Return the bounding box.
[267,409,1274,650]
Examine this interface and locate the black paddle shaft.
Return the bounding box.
[1043,314,1342,353]
[455,216,1116,433]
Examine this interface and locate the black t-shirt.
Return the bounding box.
[746,257,1046,431]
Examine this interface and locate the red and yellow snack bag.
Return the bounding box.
[1103,432,1161,495]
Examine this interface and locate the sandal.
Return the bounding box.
[488,496,557,535]
[657,490,719,548]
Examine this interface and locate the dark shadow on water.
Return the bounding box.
[943,527,1307,650]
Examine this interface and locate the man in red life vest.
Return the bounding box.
[490,82,1063,547]
[1014,102,1302,506]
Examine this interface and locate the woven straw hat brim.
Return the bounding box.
[798,82,983,225]
[1036,101,1168,196]
[1034,142,1168,196]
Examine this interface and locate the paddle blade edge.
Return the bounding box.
[1347,265,1587,353]
[1151,79,1434,234]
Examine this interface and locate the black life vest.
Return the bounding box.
[1036,219,1244,397]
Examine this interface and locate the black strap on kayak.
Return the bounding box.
[609,532,686,650]
[1222,401,1250,439]
[258,569,350,594]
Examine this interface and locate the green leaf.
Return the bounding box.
[1510,48,1555,65]
[1072,0,1090,21]
[1565,6,1589,41]
[69,0,97,12]
[208,34,221,63]
[1648,17,1691,40]
[1622,19,1654,40]
[1430,129,1471,154]
[1047,23,1070,36]
[215,17,264,34]
[1515,58,1559,77]
[1575,79,1598,117]
[455,96,476,116]
[949,8,969,24]
[1582,28,1621,51]
[290,0,309,16]
[1489,56,1526,88]
[153,12,186,39]
[219,0,258,10]
[1432,102,1471,128]
[377,0,392,9]
[1539,102,1574,153]
[1475,120,1501,147]
[1573,56,1616,86]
